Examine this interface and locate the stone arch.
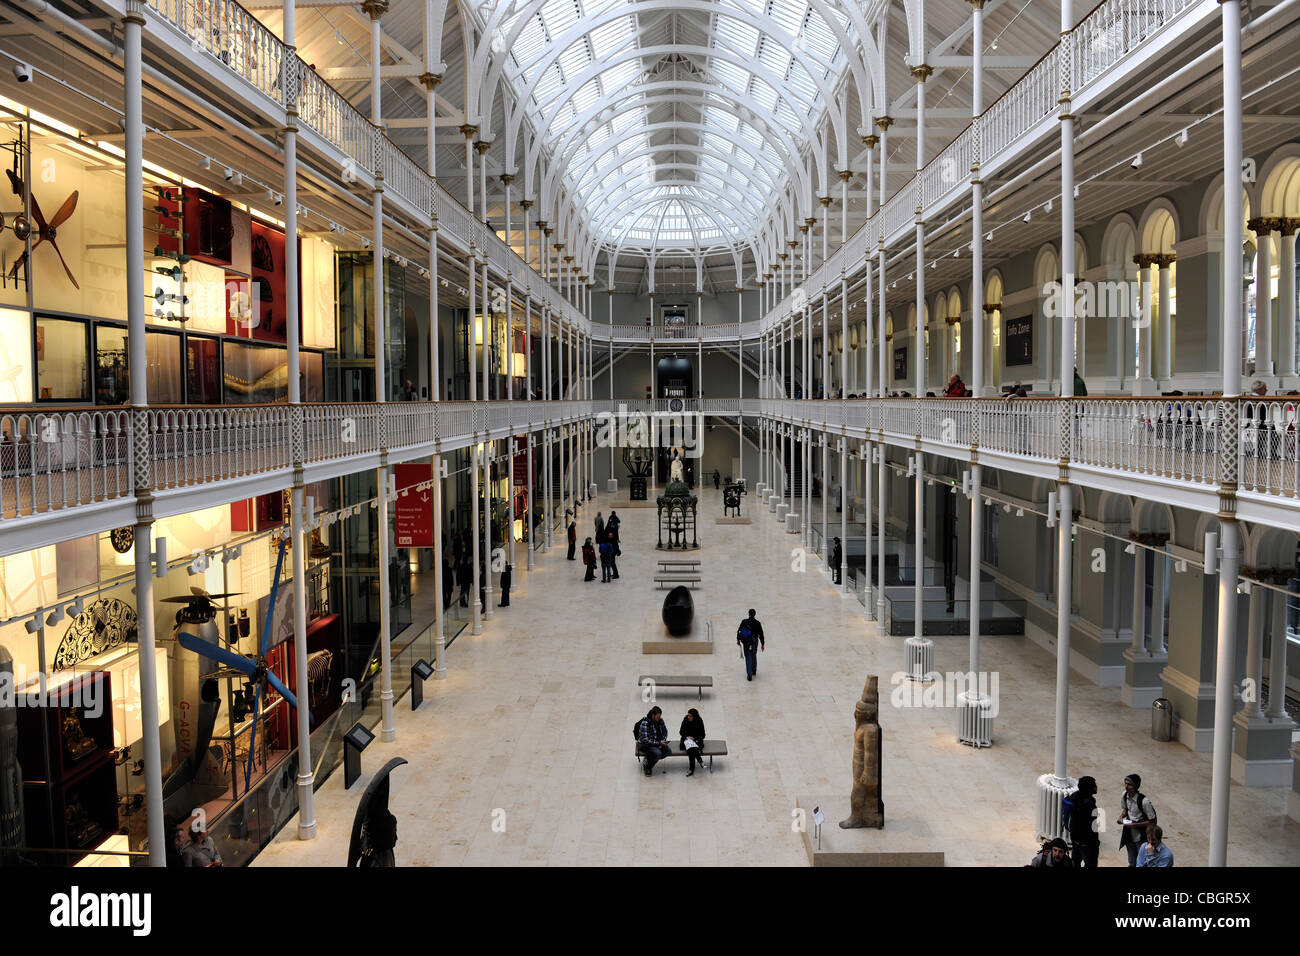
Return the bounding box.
[1138,198,1180,254]
[1199,172,1252,237]
[1244,524,1299,572]
[1102,214,1138,274]
[1132,498,1174,536]
[1034,243,1059,287]
[1259,143,1300,218]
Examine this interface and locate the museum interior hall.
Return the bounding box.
[0,0,1298,872]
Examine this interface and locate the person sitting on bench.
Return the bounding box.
[679,708,707,777]
[637,706,672,777]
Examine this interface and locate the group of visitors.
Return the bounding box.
[581,510,622,582]
[636,706,708,777]
[440,529,512,612]
[1030,772,1167,867]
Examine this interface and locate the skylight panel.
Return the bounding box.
[714,16,760,54]
[599,60,638,91]
[757,34,791,75]
[765,0,806,35]
[749,80,777,110]
[511,16,550,65]
[588,17,632,57]
[571,79,600,114]
[539,0,581,37]
[710,60,750,96]
[703,107,739,134]
[557,42,591,81]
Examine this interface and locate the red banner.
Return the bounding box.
[394,463,434,547]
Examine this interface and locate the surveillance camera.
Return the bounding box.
[13,62,32,82]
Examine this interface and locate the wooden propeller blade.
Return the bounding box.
[48,190,78,229]
[48,239,79,289]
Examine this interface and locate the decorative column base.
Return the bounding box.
[1231,711,1297,787]
[1034,773,1079,842]
[768,493,780,513]
[904,636,934,683]
[756,481,767,499]
[1121,647,1168,709]
[956,691,994,748]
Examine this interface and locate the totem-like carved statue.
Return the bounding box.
[839,674,884,829]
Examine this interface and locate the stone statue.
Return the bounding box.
[669,451,685,484]
[839,674,884,829]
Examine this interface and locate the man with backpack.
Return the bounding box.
[1029,837,1073,868]
[635,706,671,777]
[1065,775,1101,868]
[1116,773,1157,867]
[736,609,765,681]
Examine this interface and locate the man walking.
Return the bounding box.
[736,609,765,681]
[499,562,512,607]
[567,514,577,560]
[594,511,605,544]
[831,536,843,586]
[636,706,672,776]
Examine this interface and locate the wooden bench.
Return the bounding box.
[654,572,701,590]
[634,738,729,772]
[638,674,712,699]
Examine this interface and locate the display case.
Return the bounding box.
[16,671,119,864]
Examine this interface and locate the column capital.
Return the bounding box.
[459,124,479,140]
[473,140,491,156]
[909,64,934,82]
[419,72,443,90]
[967,0,986,8]
[861,134,879,150]
[819,195,832,208]
[1133,253,1157,268]
[1247,216,1285,235]
[839,169,855,182]
[874,115,894,131]
[499,173,514,187]
[360,0,389,19]
[983,303,1001,313]
[1279,217,1300,237]
[1152,253,1177,268]
[518,199,533,210]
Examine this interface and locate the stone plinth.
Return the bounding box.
[795,795,944,867]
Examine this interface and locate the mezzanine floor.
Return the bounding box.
[257,490,1300,867]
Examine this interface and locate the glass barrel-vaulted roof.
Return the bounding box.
[485,0,851,256]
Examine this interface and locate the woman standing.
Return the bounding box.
[679,708,707,776]
[581,537,597,581]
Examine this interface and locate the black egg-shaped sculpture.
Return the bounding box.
[662,585,694,636]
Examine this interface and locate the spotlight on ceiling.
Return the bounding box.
[986,232,993,242]
[1130,152,1143,169]
[1175,128,1189,147]
[1022,211,1031,223]
[198,155,211,170]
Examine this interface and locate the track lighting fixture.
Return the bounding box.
[1045,199,1052,213]
[1130,152,1143,169]
[1176,128,1189,147]
[198,155,211,170]
[986,232,993,242]
[1022,211,1031,223]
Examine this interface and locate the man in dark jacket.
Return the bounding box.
[456,558,472,607]
[831,536,843,586]
[567,517,577,560]
[599,539,613,582]
[637,706,672,777]
[736,609,765,681]
[1030,838,1073,868]
[499,563,512,607]
[441,555,455,610]
[1068,775,1101,868]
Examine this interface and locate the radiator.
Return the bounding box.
[776,502,789,521]
[956,691,994,747]
[1035,773,1079,842]
[785,511,801,534]
[904,636,934,682]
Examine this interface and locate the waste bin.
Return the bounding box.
[1151,698,1173,741]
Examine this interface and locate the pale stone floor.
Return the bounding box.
[258,490,1300,867]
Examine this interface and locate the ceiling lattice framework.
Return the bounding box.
[489,0,856,257]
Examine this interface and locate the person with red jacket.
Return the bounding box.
[943,374,968,397]
[581,537,597,581]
